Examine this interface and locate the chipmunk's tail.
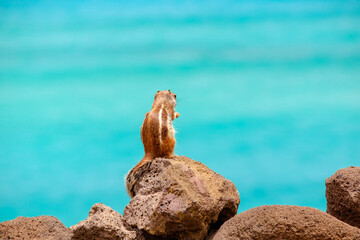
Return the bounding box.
[125,156,151,198]
[125,169,135,198]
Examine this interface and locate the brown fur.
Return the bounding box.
[125,90,179,197]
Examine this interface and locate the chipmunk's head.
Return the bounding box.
[154,89,177,107]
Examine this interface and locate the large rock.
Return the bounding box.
[211,205,360,240]
[70,203,143,240]
[326,166,360,228]
[0,215,72,240]
[123,156,240,240]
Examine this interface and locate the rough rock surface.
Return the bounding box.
[70,203,143,240]
[211,205,360,240]
[0,215,72,240]
[326,166,360,228]
[123,156,240,240]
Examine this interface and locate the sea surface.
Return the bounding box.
[0,0,360,227]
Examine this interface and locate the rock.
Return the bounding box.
[0,215,72,240]
[70,203,143,240]
[326,166,360,228]
[123,156,240,240]
[211,205,360,240]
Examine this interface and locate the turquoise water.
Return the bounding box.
[1,0,360,227]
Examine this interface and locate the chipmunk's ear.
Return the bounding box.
[168,89,171,93]
[155,91,160,99]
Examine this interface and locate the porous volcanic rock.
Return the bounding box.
[123,156,240,240]
[0,215,72,240]
[210,205,360,240]
[326,166,360,228]
[70,203,143,240]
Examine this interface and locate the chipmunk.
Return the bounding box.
[125,90,180,197]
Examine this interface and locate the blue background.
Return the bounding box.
[1,0,360,227]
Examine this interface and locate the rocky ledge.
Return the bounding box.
[70,203,143,240]
[326,166,360,228]
[0,215,72,240]
[123,156,240,240]
[210,205,360,240]
[0,157,359,240]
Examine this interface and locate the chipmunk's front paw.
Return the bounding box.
[175,112,180,118]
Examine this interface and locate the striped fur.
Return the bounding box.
[125,90,179,197]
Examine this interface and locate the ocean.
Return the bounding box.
[0,0,360,227]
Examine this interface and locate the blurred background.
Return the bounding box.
[1,0,360,227]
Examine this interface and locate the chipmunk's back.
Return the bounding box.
[126,90,179,197]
